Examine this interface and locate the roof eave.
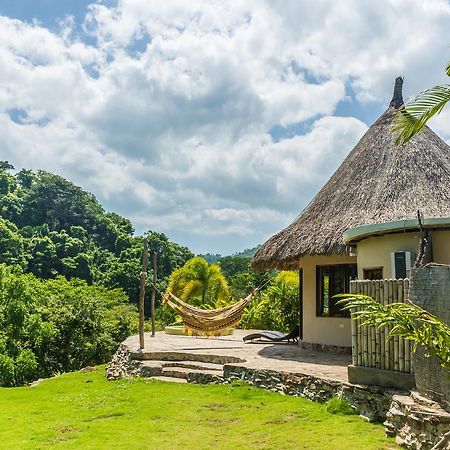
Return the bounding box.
[343,217,450,245]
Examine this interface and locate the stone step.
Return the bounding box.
[139,360,163,377]
[162,360,223,372]
[162,367,224,382]
[151,376,188,383]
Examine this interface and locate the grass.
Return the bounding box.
[0,366,398,450]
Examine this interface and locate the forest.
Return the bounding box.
[0,162,298,386]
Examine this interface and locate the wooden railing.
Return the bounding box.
[349,279,412,374]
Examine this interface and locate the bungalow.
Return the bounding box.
[252,77,450,350]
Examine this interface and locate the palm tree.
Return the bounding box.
[394,61,450,144]
[165,257,230,308]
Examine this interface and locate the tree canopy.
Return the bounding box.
[0,162,193,305]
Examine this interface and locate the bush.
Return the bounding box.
[241,271,299,332]
[0,353,15,386]
[326,397,357,415]
[0,263,137,386]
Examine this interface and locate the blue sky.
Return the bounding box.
[0,0,449,254]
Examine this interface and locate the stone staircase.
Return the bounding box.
[137,359,225,384]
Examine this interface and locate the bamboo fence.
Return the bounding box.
[349,279,412,374]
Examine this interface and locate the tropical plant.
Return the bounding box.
[241,271,299,332]
[394,60,450,144]
[338,294,450,370]
[0,263,137,386]
[165,257,230,308]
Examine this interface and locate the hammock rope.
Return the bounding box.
[163,291,255,333]
[160,274,276,335]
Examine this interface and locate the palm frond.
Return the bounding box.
[394,84,450,144]
[336,294,450,368]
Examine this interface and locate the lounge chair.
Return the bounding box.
[243,324,300,344]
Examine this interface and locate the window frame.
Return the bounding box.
[363,267,383,280]
[316,264,357,318]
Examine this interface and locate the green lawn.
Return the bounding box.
[0,367,397,449]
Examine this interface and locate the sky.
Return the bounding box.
[0,0,450,255]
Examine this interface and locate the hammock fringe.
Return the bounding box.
[163,291,255,334]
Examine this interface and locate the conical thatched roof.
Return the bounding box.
[252,78,450,270]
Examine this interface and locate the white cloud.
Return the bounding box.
[0,0,449,254]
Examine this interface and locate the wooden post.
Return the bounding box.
[138,238,149,349]
[298,269,304,341]
[151,251,157,337]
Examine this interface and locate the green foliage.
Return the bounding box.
[0,163,193,307]
[165,257,230,307]
[241,271,299,332]
[218,255,251,278]
[326,397,357,415]
[338,294,450,370]
[218,255,275,300]
[0,264,137,386]
[394,60,450,144]
[197,252,222,264]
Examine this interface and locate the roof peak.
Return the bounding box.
[389,76,404,109]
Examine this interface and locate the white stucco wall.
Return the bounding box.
[356,230,450,279]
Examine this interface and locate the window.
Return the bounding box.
[316,264,357,317]
[363,267,383,280]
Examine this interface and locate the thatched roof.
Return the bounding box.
[252,78,450,270]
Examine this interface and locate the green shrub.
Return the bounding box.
[326,397,357,415]
[0,263,137,386]
[241,271,299,332]
[0,353,14,386]
[15,350,38,385]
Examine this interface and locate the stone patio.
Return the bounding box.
[107,329,405,422]
[123,330,351,382]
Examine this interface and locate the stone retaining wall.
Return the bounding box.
[384,393,450,449]
[221,365,395,422]
[106,345,399,422]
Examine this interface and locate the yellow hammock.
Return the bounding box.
[163,291,256,335]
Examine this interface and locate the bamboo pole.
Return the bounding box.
[383,279,390,370]
[374,280,381,369]
[138,238,149,350]
[369,281,376,367]
[379,280,385,370]
[362,281,368,367]
[393,279,399,371]
[388,279,395,371]
[350,280,358,366]
[151,251,157,338]
[357,280,362,366]
[398,280,405,372]
[404,278,412,374]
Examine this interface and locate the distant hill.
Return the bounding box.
[198,246,260,263]
[231,246,260,258]
[197,253,222,264]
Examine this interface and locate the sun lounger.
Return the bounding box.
[243,324,300,344]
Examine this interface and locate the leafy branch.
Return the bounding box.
[337,294,450,370]
[394,60,450,144]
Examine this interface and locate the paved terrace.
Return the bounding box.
[123,330,351,383]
